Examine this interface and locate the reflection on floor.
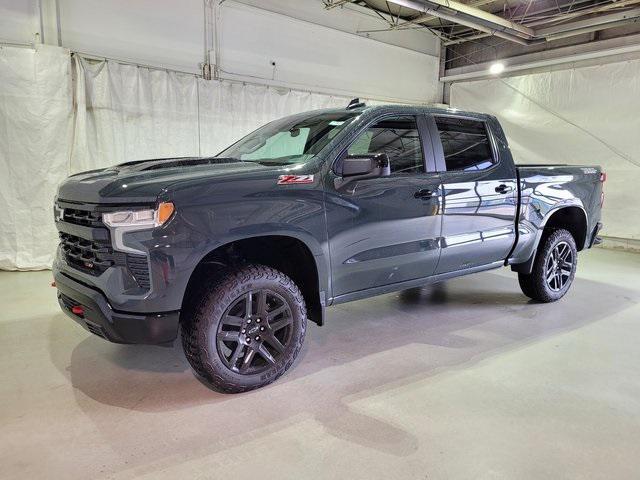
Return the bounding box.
[1,248,639,479]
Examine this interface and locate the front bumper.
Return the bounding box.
[54,269,179,344]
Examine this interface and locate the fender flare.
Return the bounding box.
[512,203,588,275]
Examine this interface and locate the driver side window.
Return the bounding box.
[347,116,424,175]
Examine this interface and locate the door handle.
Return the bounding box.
[495,184,513,194]
[414,188,435,199]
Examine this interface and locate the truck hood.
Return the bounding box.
[57,157,282,204]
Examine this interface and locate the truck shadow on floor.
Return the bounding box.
[48,270,638,462]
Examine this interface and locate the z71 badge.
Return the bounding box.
[277,175,314,185]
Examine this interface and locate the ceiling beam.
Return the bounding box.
[441,33,640,82]
[350,0,640,46]
[537,6,640,37]
[525,0,640,27]
[385,0,539,45]
[324,0,356,9]
[398,0,495,26]
[389,0,536,37]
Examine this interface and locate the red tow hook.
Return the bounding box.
[71,305,85,317]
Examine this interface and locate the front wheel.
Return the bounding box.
[181,265,307,393]
[518,229,578,303]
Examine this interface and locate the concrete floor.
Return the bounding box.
[1,248,639,479]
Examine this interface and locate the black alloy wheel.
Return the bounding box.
[518,228,578,303]
[544,241,574,292]
[217,289,294,374]
[181,264,306,393]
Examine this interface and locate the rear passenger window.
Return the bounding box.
[435,116,496,172]
[347,116,424,174]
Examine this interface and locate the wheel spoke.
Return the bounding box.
[217,330,240,342]
[546,272,555,285]
[267,304,287,321]
[257,344,276,365]
[244,291,253,318]
[223,315,244,327]
[269,315,293,332]
[239,349,256,373]
[264,334,285,353]
[546,262,554,276]
[229,342,246,369]
[257,290,268,317]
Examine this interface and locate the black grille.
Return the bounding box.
[60,293,80,310]
[85,321,107,339]
[127,254,151,289]
[63,208,103,227]
[59,232,114,275]
[57,203,152,291]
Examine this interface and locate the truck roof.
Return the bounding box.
[308,103,493,121]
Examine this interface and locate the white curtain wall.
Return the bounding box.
[450,59,640,240]
[71,56,366,178]
[0,45,391,270]
[0,45,73,270]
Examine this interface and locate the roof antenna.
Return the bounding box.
[346,98,365,110]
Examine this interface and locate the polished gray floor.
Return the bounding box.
[1,248,639,479]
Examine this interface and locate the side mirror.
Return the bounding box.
[341,153,390,179]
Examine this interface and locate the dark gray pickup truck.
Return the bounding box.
[53,103,604,392]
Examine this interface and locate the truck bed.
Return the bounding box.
[508,162,603,268]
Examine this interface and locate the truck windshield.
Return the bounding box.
[218,111,360,165]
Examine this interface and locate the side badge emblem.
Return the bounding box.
[277,175,314,185]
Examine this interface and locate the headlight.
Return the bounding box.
[103,202,175,228]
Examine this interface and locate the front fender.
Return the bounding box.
[162,176,331,305]
[192,225,330,295]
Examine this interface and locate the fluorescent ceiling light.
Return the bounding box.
[489,62,505,75]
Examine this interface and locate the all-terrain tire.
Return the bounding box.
[518,229,578,303]
[181,264,307,393]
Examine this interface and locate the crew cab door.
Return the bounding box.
[427,114,517,274]
[325,114,442,299]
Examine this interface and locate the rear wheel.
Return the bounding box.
[518,229,578,303]
[181,265,306,393]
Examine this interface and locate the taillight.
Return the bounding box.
[600,171,605,207]
[600,172,607,183]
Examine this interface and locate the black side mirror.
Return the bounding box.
[341,153,391,179]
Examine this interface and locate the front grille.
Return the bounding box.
[63,208,103,227]
[59,232,114,275]
[57,203,152,291]
[58,232,151,289]
[127,254,151,289]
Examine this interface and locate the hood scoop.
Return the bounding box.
[114,156,245,172]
